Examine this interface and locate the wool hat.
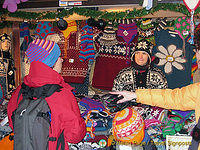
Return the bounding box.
[61,20,77,39]
[156,17,168,31]
[117,22,138,44]
[20,22,30,43]
[78,97,105,117]
[0,33,11,42]
[34,21,55,39]
[132,39,152,61]
[174,16,191,40]
[116,18,136,25]
[112,107,145,145]
[20,22,30,38]
[99,21,118,46]
[26,38,61,67]
[60,20,77,58]
[138,18,155,45]
[194,23,200,50]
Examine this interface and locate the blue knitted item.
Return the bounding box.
[79,97,105,117]
[79,25,95,62]
[34,21,55,39]
[0,84,4,104]
[20,22,30,39]
[26,39,61,67]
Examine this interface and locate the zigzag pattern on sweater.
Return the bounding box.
[79,25,95,62]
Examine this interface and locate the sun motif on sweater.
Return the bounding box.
[155,44,186,74]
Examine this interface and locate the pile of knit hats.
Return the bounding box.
[100,94,138,113]
[78,97,105,117]
[26,38,61,67]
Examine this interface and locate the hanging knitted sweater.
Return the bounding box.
[92,28,138,91]
[153,29,194,89]
[55,21,89,84]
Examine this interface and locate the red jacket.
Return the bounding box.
[7,61,86,150]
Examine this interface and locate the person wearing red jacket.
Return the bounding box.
[7,38,86,150]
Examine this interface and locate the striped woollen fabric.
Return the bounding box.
[79,25,95,62]
[26,39,61,67]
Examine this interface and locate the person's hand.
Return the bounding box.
[109,91,137,103]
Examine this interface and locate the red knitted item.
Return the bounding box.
[55,22,89,83]
[92,35,137,90]
[62,27,89,83]
[92,54,130,90]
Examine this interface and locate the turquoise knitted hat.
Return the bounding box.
[26,38,61,67]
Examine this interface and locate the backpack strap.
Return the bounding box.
[48,130,65,150]
[56,130,65,150]
[12,85,25,125]
[16,83,24,103]
[19,83,63,100]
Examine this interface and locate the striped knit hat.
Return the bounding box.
[26,39,61,67]
[113,107,145,145]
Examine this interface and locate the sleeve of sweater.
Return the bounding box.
[136,83,199,111]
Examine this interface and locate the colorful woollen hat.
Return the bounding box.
[112,107,145,145]
[138,18,155,45]
[26,38,61,67]
[117,22,138,44]
[0,33,11,42]
[194,23,200,50]
[132,39,152,62]
[34,21,55,39]
[174,16,191,40]
[61,20,77,39]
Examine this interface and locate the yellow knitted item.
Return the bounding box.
[61,20,77,58]
[0,133,14,150]
[113,107,145,145]
[61,20,77,39]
